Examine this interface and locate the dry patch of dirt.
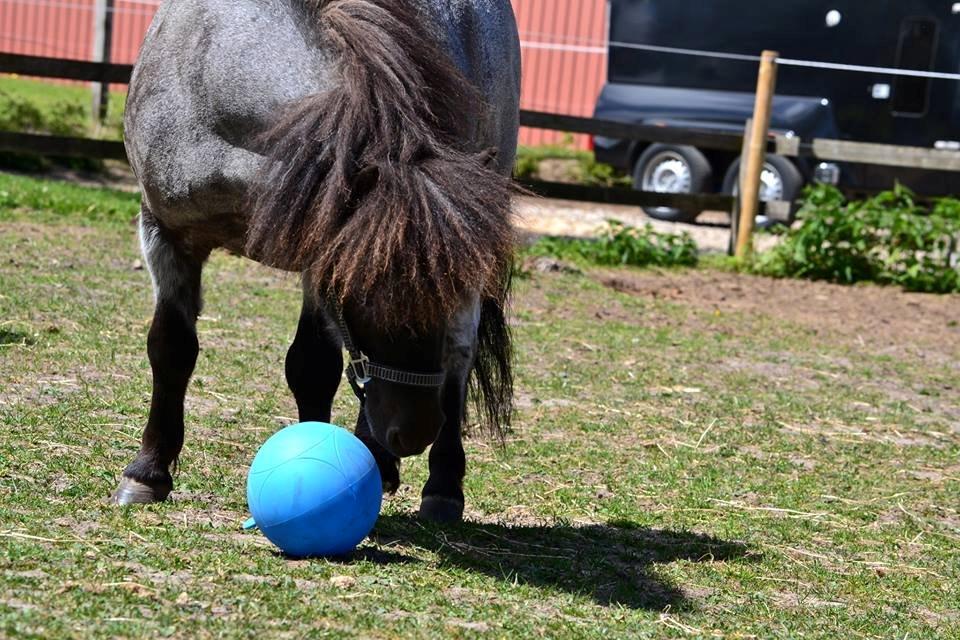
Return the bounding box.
[3,221,105,241]
[599,269,960,363]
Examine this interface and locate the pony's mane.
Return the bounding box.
[246,0,515,333]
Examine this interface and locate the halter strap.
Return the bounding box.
[334,305,446,399]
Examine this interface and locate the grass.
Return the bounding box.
[2,173,959,638]
[0,171,139,225]
[0,76,127,172]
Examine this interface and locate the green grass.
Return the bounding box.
[2,173,959,638]
[0,171,139,225]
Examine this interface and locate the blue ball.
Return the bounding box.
[246,422,382,557]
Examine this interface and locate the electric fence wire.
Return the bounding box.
[520,38,960,82]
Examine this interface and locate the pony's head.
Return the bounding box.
[338,304,452,457]
[327,237,514,455]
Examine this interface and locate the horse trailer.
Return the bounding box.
[593,0,960,222]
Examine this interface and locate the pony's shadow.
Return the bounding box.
[371,514,755,611]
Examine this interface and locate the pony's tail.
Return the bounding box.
[470,272,514,439]
[245,0,515,334]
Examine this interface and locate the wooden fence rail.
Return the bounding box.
[1,52,957,245]
[519,110,751,153]
[0,53,133,84]
[0,131,127,161]
[4,53,960,171]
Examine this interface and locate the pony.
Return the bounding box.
[114,0,520,522]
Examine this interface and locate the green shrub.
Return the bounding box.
[528,220,699,268]
[514,143,631,188]
[0,88,103,172]
[0,89,88,136]
[751,184,960,293]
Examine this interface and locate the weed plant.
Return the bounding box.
[752,184,960,293]
[528,220,698,268]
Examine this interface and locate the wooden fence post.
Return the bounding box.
[91,0,115,124]
[728,118,753,257]
[735,50,779,259]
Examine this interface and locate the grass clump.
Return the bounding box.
[752,184,960,293]
[528,220,698,268]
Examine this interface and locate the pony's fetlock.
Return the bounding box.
[373,450,401,494]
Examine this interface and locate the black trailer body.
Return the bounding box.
[594,0,960,221]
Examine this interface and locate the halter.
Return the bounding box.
[334,305,446,399]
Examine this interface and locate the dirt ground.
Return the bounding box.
[515,194,957,367]
[600,268,960,367]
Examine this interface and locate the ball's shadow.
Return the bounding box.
[368,514,755,611]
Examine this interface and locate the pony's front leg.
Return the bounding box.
[420,302,481,522]
[112,210,205,504]
[419,376,468,522]
[355,408,401,494]
[285,292,343,423]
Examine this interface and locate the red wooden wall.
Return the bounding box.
[0,0,608,147]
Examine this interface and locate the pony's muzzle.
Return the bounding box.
[384,425,434,458]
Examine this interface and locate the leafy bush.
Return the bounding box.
[0,87,103,171]
[514,142,631,188]
[528,220,699,268]
[751,184,960,293]
[0,89,88,136]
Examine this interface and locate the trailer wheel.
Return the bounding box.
[633,144,712,223]
[722,155,803,227]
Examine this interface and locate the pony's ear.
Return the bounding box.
[477,147,499,168]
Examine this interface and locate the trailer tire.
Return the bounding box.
[632,144,712,223]
[723,155,803,227]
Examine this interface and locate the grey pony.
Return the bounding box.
[117,0,520,523]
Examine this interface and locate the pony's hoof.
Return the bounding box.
[379,458,401,495]
[418,496,464,523]
[111,476,171,505]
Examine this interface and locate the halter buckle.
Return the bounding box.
[348,353,372,387]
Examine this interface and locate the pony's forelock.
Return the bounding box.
[246,0,515,332]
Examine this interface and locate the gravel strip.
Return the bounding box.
[514,195,781,254]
